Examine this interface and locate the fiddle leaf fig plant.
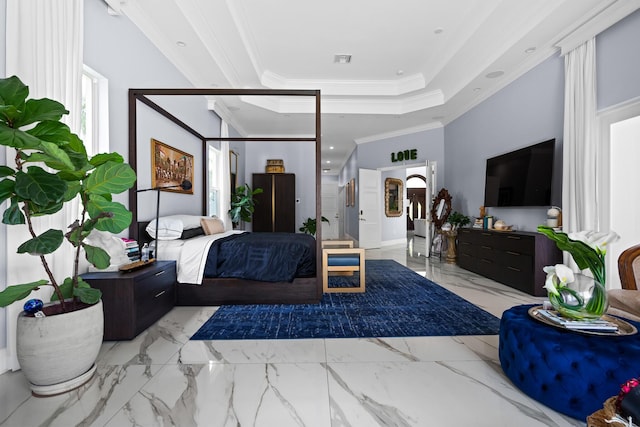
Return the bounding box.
[0,75,136,312]
[228,183,263,226]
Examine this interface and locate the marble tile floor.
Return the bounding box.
[0,234,587,427]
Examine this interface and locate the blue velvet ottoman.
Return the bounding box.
[499,304,640,420]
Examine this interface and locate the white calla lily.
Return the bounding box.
[542,264,575,296]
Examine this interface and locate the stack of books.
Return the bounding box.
[537,309,619,332]
[121,238,140,262]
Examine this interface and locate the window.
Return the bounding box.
[81,66,109,157]
[208,144,221,216]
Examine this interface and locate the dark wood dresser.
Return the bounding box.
[456,228,562,296]
[252,173,296,232]
[81,261,176,340]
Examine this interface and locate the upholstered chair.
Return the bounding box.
[607,244,640,321]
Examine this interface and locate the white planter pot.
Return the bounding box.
[17,300,104,396]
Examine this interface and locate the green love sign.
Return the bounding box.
[391,149,417,162]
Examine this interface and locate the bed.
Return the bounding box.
[128,88,322,306]
[137,219,319,305]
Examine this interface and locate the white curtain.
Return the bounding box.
[4,0,84,370]
[219,122,232,231]
[562,38,599,237]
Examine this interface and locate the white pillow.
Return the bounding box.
[165,214,208,230]
[146,217,183,240]
[146,215,215,240]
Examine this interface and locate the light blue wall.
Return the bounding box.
[85,0,221,221]
[348,127,445,241]
[444,8,640,232]
[596,9,640,110]
[244,141,316,231]
[444,54,565,231]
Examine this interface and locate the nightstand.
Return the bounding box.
[81,261,176,340]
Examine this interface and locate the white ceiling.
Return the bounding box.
[106,0,639,174]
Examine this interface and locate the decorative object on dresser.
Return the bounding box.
[265,158,285,173]
[456,228,562,296]
[0,76,136,396]
[81,261,176,340]
[252,173,296,232]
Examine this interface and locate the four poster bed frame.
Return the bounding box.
[127,88,322,305]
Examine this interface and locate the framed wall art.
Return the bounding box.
[151,138,194,194]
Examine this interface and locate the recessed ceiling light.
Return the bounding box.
[329,146,334,150]
[473,87,481,92]
[485,70,504,79]
[323,168,330,173]
[525,47,536,54]
[434,28,444,34]
[176,41,186,47]
[326,160,331,164]
[396,70,404,76]
[334,54,352,64]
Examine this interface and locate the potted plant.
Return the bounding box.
[442,211,470,263]
[0,76,136,395]
[299,216,330,236]
[228,183,263,228]
[447,211,471,230]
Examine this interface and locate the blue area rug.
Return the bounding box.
[191,259,500,340]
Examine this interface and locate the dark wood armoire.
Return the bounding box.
[252,173,296,232]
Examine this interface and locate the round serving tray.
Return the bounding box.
[528,305,638,336]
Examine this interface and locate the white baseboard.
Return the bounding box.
[381,238,407,247]
[0,348,8,375]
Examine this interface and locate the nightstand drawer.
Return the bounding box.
[134,264,176,335]
[81,261,176,340]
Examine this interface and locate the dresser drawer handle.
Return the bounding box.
[507,266,521,272]
[481,259,492,264]
[481,245,492,250]
[506,251,520,256]
[481,233,491,236]
[507,236,521,240]
[154,290,166,298]
[154,270,166,277]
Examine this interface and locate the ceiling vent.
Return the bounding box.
[334,54,352,64]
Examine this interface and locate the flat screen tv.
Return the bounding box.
[483,139,555,207]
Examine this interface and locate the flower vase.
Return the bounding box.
[548,273,608,320]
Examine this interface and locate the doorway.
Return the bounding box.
[599,100,640,289]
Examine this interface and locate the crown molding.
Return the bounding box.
[260,70,426,96]
[355,122,443,145]
[555,0,640,55]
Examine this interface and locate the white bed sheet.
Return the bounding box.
[156,230,245,284]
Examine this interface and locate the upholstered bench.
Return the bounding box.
[499,304,640,420]
[321,241,365,293]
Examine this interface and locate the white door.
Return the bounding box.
[358,168,382,248]
[609,114,640,289]
[321,181,339,240]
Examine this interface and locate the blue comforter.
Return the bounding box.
[203,232,316,282]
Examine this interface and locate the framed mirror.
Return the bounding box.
[430,188,452,228]
[385,178,403,217]
[229,150,238,193]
